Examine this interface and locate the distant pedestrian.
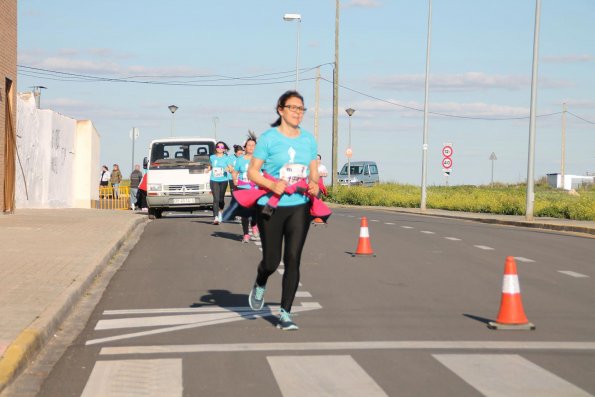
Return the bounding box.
[233,133,259,243]
[129,164,143,210]
[209,141,233,224]
[137,172,148,211]
[247,90,319,331]
[100,165,110,187]
[110,164,122,198]
[317,154,328,184]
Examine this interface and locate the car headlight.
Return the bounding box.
[148,183,162,192]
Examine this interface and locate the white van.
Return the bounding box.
[143,137,215,218]
[338,161,380,186]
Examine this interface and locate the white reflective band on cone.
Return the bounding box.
[502,275,521,294]
[359,227,370,238]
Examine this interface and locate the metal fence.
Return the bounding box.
[96,186,130,210]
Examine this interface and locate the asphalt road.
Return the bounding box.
[27,208,595,396]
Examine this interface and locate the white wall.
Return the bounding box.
[15,93,100,208]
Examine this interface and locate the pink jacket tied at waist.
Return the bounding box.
[232,173,331,220]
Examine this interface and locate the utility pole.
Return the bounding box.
[489,152,497,185]
[314,66,320,142]
[561,102,567,189]
[525,0,542,221]
[420,0,432,211]
[331,0,340,190]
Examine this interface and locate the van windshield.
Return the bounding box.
[339,165,363,175]
[150,141,214,169]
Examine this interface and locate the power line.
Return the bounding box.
[568,111,595,125]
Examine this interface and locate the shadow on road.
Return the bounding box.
[191,289,278,326]
[463,313,494,325]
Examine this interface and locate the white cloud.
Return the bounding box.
[368,72,572,92]
[542,54,593,63]
[345,0,381,8]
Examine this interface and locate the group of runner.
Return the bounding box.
[207,90,324,331]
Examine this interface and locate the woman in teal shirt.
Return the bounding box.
[247,90,320,331]
[209,141,233,224]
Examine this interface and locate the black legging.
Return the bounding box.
[242,216,257,235]
[210,180,228,217]
[255,203,311,312]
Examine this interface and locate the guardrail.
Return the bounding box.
[96,186,131,210]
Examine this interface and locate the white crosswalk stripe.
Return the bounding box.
[434,354,593,397]
[268,355,388,396]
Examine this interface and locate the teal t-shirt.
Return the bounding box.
[209,154,232,182]
[253,127,317,206]
[234,155,252,189]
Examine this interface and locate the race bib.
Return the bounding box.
[213,167,224,178]
[279,163,307,185]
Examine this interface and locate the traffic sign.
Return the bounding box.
[129,127,140,140]
[442,144,453,158]
[442,157,453,169]
[345,147,352,158]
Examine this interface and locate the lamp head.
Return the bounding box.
[168,105,179,114]
[283,13,302,21]
[345,108,356,117]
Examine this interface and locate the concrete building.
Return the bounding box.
[0,0,18,213]
[547,173,594,190]
[15,93,101,208]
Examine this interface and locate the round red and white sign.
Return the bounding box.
[345,148,353,158]
[442,157,453,169]
[442,145,453,158]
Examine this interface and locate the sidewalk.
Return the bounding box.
[0,206,593,393]
[0,209,146,393]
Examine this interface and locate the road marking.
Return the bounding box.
[420,231,435,234]
[278,268,284,275]
[474,245,494,250]
[268,355,387,397]
[370,219,380,222]
[99,341,595,356]
[433,354,593,397]
[558,271,589,278]
[444,237,461,241]
[401,226,413,229]
[80,359,183,397]
[87,303,322,346]
[295,291,312,298]
[254,241,262,246]
[384,222,395,225]
[514,257,536,263]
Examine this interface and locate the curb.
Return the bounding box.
[328,203,595,236]
[0,217,147,393]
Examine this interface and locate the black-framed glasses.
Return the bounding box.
[283,105,307,113]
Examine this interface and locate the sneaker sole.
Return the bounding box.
[277,323,299,331]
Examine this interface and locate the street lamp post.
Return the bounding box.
[331,0,340,191]
[168,105,178,137]
[212,116,219,140]
[345,108,355,188]
[283,13,301,89]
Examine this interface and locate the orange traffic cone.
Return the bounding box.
[312,217,325,225]
[352,217,375,257]
[488,256,535,330]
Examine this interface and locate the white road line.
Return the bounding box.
[80,359,183,397]
[444,237,461,241]
[433,354,592,397]
[295,291,312,298]
[401,226,413,229]
[99,341,595,355]
[278,268,284,275]
[558,270,589,278]
[420,231,435,234]
[254,241,262,246]
[370,219,380,222]
[88,303,322,346]
[268,355,387,397]
[474,245,495,250]
[384,222,395,225]
[514,257,536,263]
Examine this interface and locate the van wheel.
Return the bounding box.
[148,208,156,219]
[155,210,163,219]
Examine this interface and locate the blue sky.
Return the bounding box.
[17,0,595,185]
